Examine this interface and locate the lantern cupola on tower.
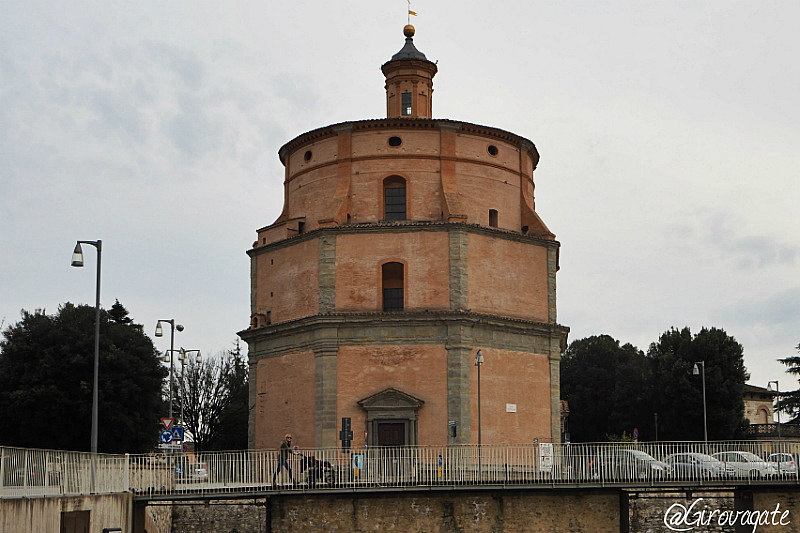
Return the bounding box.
[382,25,437,118]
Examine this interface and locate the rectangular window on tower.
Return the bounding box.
[384,186,406,220]
[401,92,412,116]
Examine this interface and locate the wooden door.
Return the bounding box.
[60,510,90,533]
[377,422,405,446]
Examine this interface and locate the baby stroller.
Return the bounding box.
[298,453,336,487]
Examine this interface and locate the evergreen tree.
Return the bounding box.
[647,327,748,441]
[0,303,167,453]
[777,343,800,421]
[561,335,650,442]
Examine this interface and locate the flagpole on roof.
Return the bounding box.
[407,0,417,25]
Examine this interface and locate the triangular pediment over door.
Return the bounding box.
[358,388,424,446]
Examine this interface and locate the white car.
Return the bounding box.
[176,461,209,482]
[711,451,777,478]
[767,453,798,476]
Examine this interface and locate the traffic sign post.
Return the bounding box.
[340,417,353,452]
[171,426,184,442]
[160,430,174,444]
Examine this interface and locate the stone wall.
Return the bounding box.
[271,490,620,533]
[159,487,800,533]
[628,490,736,533]
[169,499,268,533]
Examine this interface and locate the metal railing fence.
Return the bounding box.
[3,440,800,499]
[0,446,128,498]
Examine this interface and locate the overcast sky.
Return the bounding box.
[2,1,798,400]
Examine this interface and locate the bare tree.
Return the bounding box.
[173,344,248,451]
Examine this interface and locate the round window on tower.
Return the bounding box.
[388,136,403,147]
[304,150,313,161]
[487,145,499,157]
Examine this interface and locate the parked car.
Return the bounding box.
[711,451,777,478]
[767,453,798,476]
[175,461,208,482]
[664,453,732,480]
[588,449,670,481]
[3,459,61,487]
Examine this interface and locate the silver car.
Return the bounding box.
[711,451,777,478]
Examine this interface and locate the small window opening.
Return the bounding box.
[298,221,305,234]
[489,209,498,228]
[266,310,272,325]
[304,150,312,161]
[347,213,352,223]
[382,262,404,312]
[488,145,499,157]
[388,136,402,147]
[401,93,412,116]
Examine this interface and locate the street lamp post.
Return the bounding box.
[474,349,484,479]
[768,380,781,439]
[693,361,708,442]
[474,349,484,447]
[71,240,102,455]
[155,320,183,418]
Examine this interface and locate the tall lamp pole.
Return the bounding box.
[71,240,102,454]
[474,349,484,448]
[768,380,781,439]
[474,349,484,480]
[155,319,183,418]
[693,361,708,442]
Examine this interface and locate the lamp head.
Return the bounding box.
[71,243,84,267]
[693,363,700,375]
[176,324,184,332]
[155,322,163,337]
[474,349,484,366]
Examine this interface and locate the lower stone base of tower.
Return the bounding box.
[242,312,568,450]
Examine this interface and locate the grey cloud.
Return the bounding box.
[705,213,799,269]
[141,43,205,89]
[717,287,800,327]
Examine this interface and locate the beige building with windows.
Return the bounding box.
[743,384,776,425]
[240,26,569,449]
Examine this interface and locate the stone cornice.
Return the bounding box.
[278,119,539,166]
[239,309,569,348]
[248,221,561,257]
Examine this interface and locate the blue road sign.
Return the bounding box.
[160,430,174,444]
[171,427,184,441]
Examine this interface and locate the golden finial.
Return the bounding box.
[404,24,415,38]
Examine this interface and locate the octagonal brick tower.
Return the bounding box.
[240,26,569,449]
